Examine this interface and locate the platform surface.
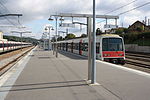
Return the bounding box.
[0,47,150,100]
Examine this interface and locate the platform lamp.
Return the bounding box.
[45,26,54,51]
[48,15,64,57]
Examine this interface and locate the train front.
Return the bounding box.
[101,36,125,65]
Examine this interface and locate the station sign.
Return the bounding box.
[104,24,118,28]
[59,23,75,28]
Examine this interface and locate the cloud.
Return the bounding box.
[0,0,150,38]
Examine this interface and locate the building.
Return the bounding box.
[128,21,150,32]
[0,32,7,41]
[0,32,3,39]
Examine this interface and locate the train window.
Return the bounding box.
[102,38,123,51]
[66,43,68,51]
[73,43,75,49]
[7,43,9,47]
[74,43,78,50]
[96,43,100,53]
[0,43,3,48]
[82,43,88,51]
[4,44,8,47]
[102,38,108,51]
[68,43,71,49]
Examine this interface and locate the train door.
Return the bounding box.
[63,43,64,50]
[2,41,4,51]
[71,42,73,53]
[12,43,14,50]
[79,41,82,55]
[7,41,8,50]
[66,42,68,51]
[3,42,4,51]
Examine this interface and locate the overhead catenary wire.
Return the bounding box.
[0,12,16,26]
[0,0,27,34]
[0,1,22,26]
[97,1,150,27]
[118,2,150,15]
[97,0,138,25]
[105,0,138,15]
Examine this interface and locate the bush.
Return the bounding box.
[124,32,150,46]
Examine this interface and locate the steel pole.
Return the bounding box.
[53,39,55,55]
[115,18,117,26]
[49,27,51,51]
[44,40,45,50]
[55,17,58,58]
[91,0,96,84]
[20,33,23,51]
[87,17,92,80]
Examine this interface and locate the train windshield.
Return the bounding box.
[102,38,123,51]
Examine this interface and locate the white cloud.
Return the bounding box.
[0,0,150,38]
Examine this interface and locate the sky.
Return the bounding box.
[0,0,150,39]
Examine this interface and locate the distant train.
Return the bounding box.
[0,40,32,53]
[56,34,125,65]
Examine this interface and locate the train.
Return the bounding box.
[0,40,32,53]
[56,34,125,65]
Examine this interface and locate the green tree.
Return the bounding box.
[57,36,63,41]
[65,33,76,39]
[80,34,87,37]
[3,35,39,45]
[115,29,124,34]
[123,28,128,33]
[96,28,102,35]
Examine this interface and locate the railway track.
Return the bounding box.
[126,60,150,69]
[125,53,150,70]
[0,46,34,76]
[126,53,150,59]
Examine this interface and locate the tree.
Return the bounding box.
[57,36,63,41]
[96,28,102,35]
[115,29,124,34]
[3,35,38,45]
[80,34,87,37]
[65,33,76,39]
[123,28,128,33]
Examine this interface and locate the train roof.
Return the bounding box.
[100,34,120,37]
[57,34,121,43]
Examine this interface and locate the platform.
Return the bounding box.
[0,47,150,100]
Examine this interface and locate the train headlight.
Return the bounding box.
[104,54,107,57]
[104,54,110,57]
[119,54,123,56]
[107,54,110,56]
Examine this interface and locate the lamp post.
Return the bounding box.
[45,26,54,51]
[52,35,56,55]
[48,16,64,57]
[42,32,47,50]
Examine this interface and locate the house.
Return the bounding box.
[0,32,7,41]
[0,32,3,39]
[128,21,150,32]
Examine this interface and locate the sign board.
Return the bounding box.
[59,23,75,28]
[104,24,118,28]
